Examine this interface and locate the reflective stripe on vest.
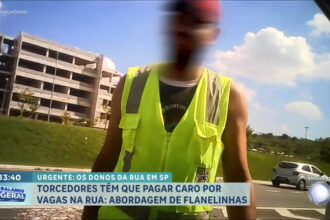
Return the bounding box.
[122,66,151,172]
[126,66,151,113]
[206,72,221,125]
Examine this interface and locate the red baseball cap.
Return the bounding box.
[166,0,221,23]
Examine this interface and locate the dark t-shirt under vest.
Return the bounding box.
[159,76,199,133]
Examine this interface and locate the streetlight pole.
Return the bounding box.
[304,126,309,139]
[47,51,58,121]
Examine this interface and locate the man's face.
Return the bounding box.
[168,9,219,54]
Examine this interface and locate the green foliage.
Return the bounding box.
[217,151,330,181]
[262,133,273,137]
[248,131,330,164]
[246,125,254,137]
[291,136,297,141]
[17,88,39,118]
[280,133,290,139]
[61,111,72,125]
[320,146,330,163]
[74,117,95,127]
[101,102,111,129]
[318,138,330,163]
[27,96,39,119]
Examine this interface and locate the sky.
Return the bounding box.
[0,1,329,140]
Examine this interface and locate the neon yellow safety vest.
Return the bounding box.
[98,63,232,220]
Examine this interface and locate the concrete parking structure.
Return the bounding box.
[0,32,122,128]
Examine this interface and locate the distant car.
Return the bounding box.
[271,161,328,190]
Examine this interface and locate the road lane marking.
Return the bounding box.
[258,207,325,219]
[257,207,324,211]
[275,208,316,220]
[221,207,228,218]
[292,191,303,194]
[315,209,325,215]
[214,207,324,219]
[265,189,280,192]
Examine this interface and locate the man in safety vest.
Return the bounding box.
[83,0,256,219]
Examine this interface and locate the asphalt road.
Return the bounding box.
[254,182,321,208]
[212,182,327,219]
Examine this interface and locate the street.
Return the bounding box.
[212,182,326,219]
[0,182,327,219]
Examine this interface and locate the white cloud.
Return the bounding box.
[234,81,257,103]
[306,13,330,36]
[236,82,279,134]
[214,27,315,86]
[213,27,330,86]
[285,101,322,120]
[279,123,290,134]
[247,101,282,135]
[0,2,2,10]
[312,53,330,80]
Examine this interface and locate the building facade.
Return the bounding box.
[0,32,123,128]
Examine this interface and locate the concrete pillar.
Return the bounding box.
[46,49,49,57]
[0,35,3,54]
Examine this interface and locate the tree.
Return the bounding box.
[85,118,96,127]
[246,125,254,138]
[74,117,95,127]
[61,111,72,125]
[17,88,38,117]
[27,96,39,119]
[318,138,330,163]
[280,133,290,139]
[320,146,330,163]
[291,136,297,141]
[262,133,273,137]
[102,101,111,129]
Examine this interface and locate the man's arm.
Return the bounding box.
[221,81,257,219]
[81,75,126,220]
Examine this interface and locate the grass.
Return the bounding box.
[0,116,106,168]
[1,116,329,180]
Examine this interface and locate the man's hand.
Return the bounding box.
[81,76,126,220]
[221,81,257,219]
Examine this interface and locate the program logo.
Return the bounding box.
[308,182,330,205]
[0,186,26,202]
